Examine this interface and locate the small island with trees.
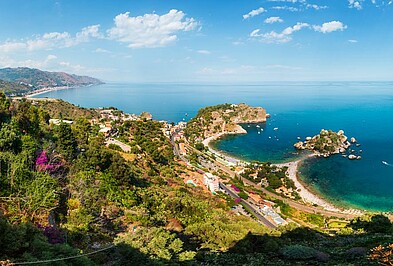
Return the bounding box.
[294,129,360,159]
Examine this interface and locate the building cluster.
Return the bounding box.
[98,109,140,122]
[247,192,287,226]
[161,121,187,139]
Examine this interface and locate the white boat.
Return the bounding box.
[258,131,260,134]
[274,127,278,131]
[382,161,389,165]
[256,125,260,128]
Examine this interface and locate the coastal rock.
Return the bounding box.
[348,154,357,160]
[350,137,357,143]
[294,142,305,150]
[294,129,356,158]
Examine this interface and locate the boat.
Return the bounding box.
[382,161,389,166]
[256,125,260,128]
[274,127,278,131]
[258,131,260,134]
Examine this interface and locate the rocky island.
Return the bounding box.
[294,129,360,159]
[184,103,268,143]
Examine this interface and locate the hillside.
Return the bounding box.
[1,95,393,265]
[0,67,103,90]
[0,79,32,96]
[185,103,267,142]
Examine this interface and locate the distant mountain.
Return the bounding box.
[0,67,104,90]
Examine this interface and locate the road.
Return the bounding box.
[106,138,131,153]
[219,182,276,229]
[184,142,359,220]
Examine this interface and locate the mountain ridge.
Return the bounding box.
[0,67,103,95]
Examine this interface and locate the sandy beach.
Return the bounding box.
[203,132,363,215]
[24,86,72,98]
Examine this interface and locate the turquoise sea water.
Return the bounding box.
[35,82,393,211]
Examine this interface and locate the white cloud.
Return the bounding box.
[0,25,102,53]
[272,6,300,12]
[313,21,347,33]
[0,42,26,53]
[250,22,309,43]
[306,4,328,10]
[197,50,211,55]
[243,7,267,19]
[348,0,363,10]
[94,48,110,53]
[264,16,284,24]
[76,25,102,42]
[107,10,198,48]
[348,39,358,43]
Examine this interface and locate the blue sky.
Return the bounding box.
[0,0,392,82]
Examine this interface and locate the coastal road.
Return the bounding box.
[184,143,359,220]
[170,131,278,228]
[219,182,276,229]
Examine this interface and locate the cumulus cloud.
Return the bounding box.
[348,0,363,10]
[0,25,102,53]
[250,22,309,43]
[107,10,198,48]
[251,20,347,43]
[313,21,347,33]
[243,7,267,19]
[348,39,358,43]
[264,16,284,24]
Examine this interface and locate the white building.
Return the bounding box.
[203,172,219,193]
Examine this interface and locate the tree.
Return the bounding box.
[0,123,21,153]
[54,123,77,160]
[72,117,91,145]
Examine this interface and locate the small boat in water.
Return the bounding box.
[274,127,278,131]
[382,161,390,166]
[256,125,260,128]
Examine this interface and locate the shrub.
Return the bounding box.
[281,244,317,260]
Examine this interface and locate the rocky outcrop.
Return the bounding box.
[185,103,267,142]
[294,129,354,158]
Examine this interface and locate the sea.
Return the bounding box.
[34,82,393,212]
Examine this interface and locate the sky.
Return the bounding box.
[0,0,392,82]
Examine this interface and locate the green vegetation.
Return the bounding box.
[1,95,393,265]
[0,80,31,96]
[184,103,266,144]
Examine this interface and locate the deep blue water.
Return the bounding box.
[35,82,393,211]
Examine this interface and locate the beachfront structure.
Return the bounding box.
[203,172,219,193]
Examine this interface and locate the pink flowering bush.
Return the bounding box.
[35,150,63,173]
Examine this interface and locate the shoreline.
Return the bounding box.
[203,130,364,215]
[24,86,74,98]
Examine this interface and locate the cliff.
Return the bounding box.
[185,103,267,142]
